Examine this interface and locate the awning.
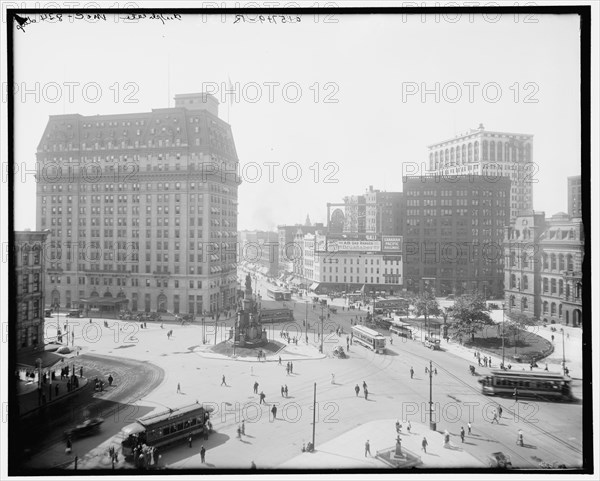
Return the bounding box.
[310,282,320,291]
[17,349,63,369]
[80,297,129,306]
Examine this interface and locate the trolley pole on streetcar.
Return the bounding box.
[429,360,435,431]
[305,301,308,341]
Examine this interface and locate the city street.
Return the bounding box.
[35,287,582,470]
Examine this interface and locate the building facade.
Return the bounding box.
[15,230,48,351]
[567,175,582,218]
[238,230,279,277]
[277,223,325,275]
[403,175,511,297]
[503,211,546,320]
[35,93,240,316]
[504,211,583,326]
[428,124,533,221]
[303,233,403,295]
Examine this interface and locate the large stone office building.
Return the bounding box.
[35,93,240,316]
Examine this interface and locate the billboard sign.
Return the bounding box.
[327,239,381,252]
[382,236,403,252]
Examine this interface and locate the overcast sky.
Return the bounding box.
[10,10,582,231]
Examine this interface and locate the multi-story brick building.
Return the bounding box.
[277,222,325,275]
[14,230,48,352]
[35,93,240,316]
[428,124,533,221]
[403,175,511,297]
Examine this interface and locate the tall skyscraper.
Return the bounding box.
[35,92,240,316]
[567,175,582,218]
[428,124,533,221]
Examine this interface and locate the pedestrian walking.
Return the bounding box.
[259,391,266,404]
[200,445,206,463]
[290,362,293,374]
[460,426,465,443]
[365,440,371,457]
[355,384,360,396]
[491,411,499,424]
[363,381,367,391]
[79,366,83,378]
[279,356,282,365]
[407,420,411,433]
[237,426,242,439]
[410,367,414,379]
[281,385,285,397]
[364,387,369,400]
[284,385,288,397]
[421,437,428,453]
[241,421,245,435]
[188,435,193,448]
[65,436,72,454]
[498,405,503,418]
[467,422,472,435]
[177,382,181,394]
[221,375,226,386]
[513,387,519,402]
[271,405,278,420]
[434,368,438,375]
[331,373,335,384]
[254,381,259,394]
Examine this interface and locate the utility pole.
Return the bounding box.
[311,382,316,450]
[429,360,435,430]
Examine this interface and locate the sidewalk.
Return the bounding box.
[18,374,89,418]
[407,310,583,380]
[279,419,484,469]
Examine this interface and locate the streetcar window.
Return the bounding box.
[191,418,197,426]
[177,422,184,431]
[163,427,170,436]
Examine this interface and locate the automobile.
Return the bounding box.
[333,346,347,358]
[64,417,104,439]
[487,451,512,469]
[328,306,338,314]
[423,337,441,350]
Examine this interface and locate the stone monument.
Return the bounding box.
[233,273,267,348]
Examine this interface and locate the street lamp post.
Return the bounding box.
[311,382,317,450]
[561,328,566,375]
[501,303,506,368]
[320,305,325,353]
[428,360,435,430]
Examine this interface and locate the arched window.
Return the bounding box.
[467,143,473,163]
[522,275,528,290]
[482,140,488,161]
[490,140,496,161]
[551,278,557,294]
[510,295,516,307]
[551,254,557,270]
[521,297,527,311]
[461,144,466,164]
[559,304,563,318]
[510,251,516,267]
[542,253,549,270]
[429,153,433,169]
[450,147,455,162]
[543,301,548,314]
[434,151,439,170]
[566,254,574,271]
[543,277,549,293]
[558,254,565,271]
[505,142,511,162]
[521,252,529,268]
[474,141,479,162]
[559,279,564,295]
[551,302,556,315]
[445,149,449,166]
[510,274,516,288]
[497,142,503,162]
[566,283,571,298]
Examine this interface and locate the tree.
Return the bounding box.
[410,291,441,337]
[449,292,494,343]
